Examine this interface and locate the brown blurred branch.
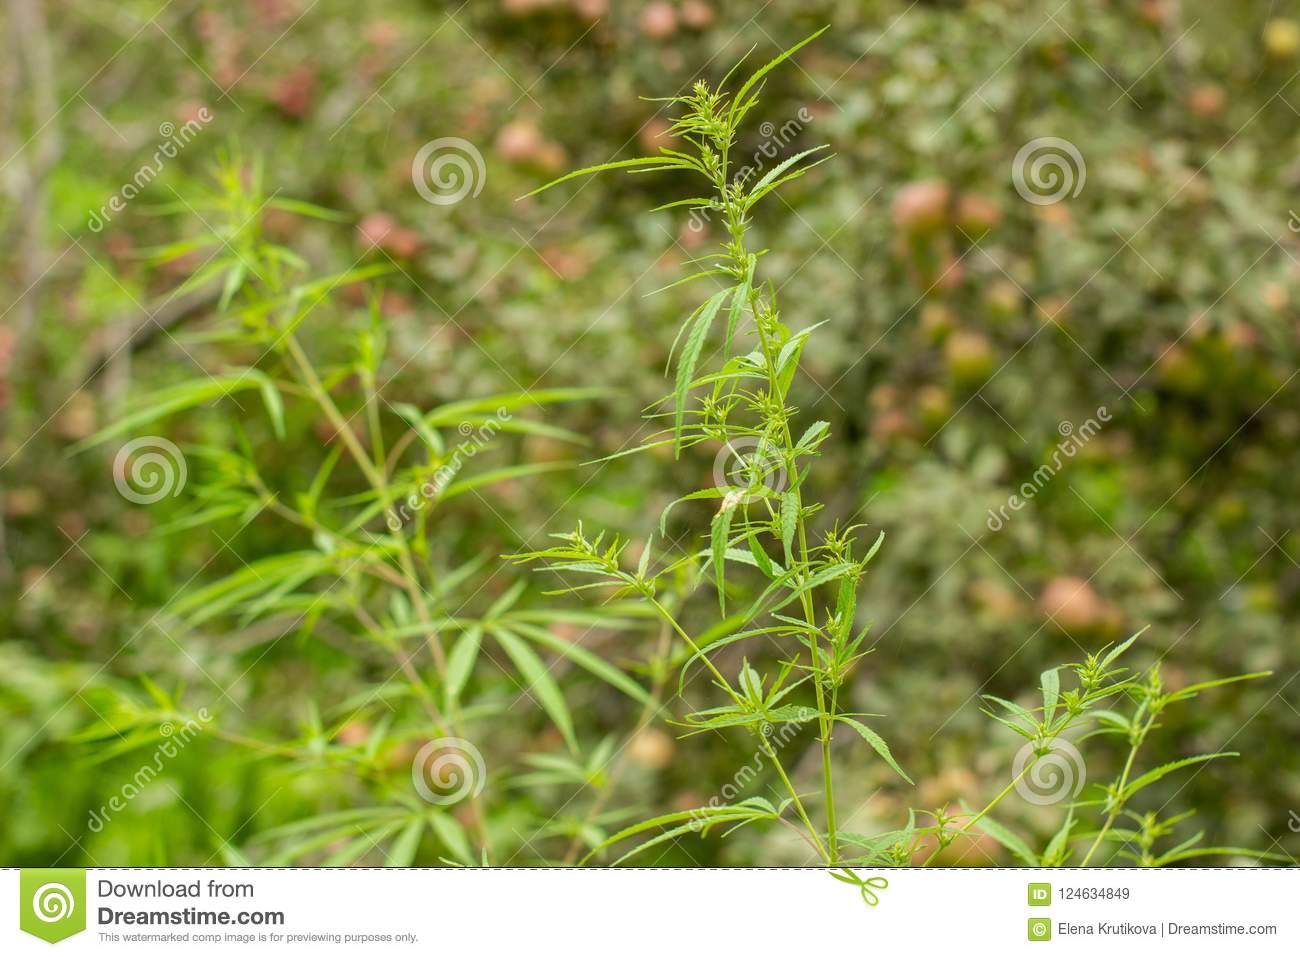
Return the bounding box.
[4,0,62,336]
[1,0,62,580]
[77,283,220,389]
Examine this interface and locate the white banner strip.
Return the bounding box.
[4,868,1297,954]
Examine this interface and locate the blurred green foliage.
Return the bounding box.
[1,0,1297,866]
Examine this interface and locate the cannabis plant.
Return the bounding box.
[516,30,1282,869]
[74,152,652,865]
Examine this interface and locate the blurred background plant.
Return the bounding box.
[1,0,1297,866]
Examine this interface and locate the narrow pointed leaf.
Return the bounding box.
[835,716,913,784]
[492,627,577,753]
[674,288,733,450]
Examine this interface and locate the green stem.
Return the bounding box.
[921,759,1038,867]
[764,738,830,863]
[281,331,493,856]
[1080,723,1148,867]
[647,595,742,705]
[561,618,674,864]
[717,178,841,862]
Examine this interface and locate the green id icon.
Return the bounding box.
[1029,882,1051,906]
[1028,917,1052,941]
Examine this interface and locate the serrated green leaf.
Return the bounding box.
[729,27,829,129]
[724,257,753,357]
[1041,668,1060,724]
[974,815,1037,866]
[674,288,733,451]
[1121,752,1238,800]
[579,802,775,865]
[835,716,913,784]
[522,156,698,199]
[744,146,831,206]
[780,491,798,565]
[711,497,737,613]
